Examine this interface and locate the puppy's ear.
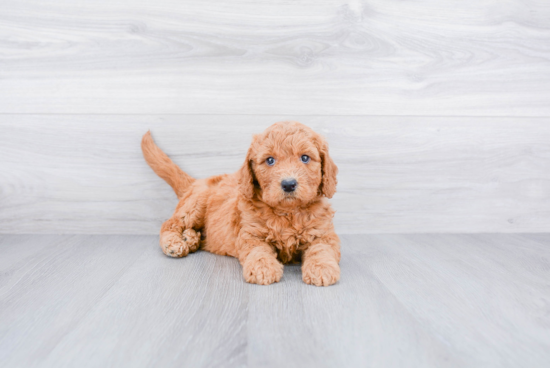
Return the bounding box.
[238,143,256,199]
[318,136,338,198]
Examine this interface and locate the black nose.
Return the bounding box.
[281,178,297,193]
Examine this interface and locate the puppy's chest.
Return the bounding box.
[262,213,320,263]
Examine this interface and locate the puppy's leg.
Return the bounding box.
[238,238,283,285]
[302,235,341,287]
[160,188,206,258]
[160,219,201,258]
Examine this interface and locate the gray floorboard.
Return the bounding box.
[1,234,549,367]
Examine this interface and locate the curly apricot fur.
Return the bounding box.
[142,122,340,286]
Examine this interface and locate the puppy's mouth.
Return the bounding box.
[282,192,300,203]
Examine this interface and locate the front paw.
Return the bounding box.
[302,258,340,286]
[243,254,284,285]
[160,229,200,258]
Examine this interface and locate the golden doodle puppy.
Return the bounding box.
[141,121,340,286]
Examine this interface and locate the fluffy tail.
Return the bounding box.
[141,131,195,199]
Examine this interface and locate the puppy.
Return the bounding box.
[141,121,340,286]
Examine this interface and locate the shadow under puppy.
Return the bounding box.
[141,121,340,286]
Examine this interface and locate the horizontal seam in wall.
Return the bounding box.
[0,113,549,118]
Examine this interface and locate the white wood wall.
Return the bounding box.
[1,0,550,234]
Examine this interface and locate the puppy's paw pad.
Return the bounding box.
[160,231,190,258]
[302,260,340,286]
[243,257,283,285]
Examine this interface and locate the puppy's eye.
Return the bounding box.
[301,155,310,163]
[266,157,276,166]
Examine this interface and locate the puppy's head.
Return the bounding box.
[238,121,337,208]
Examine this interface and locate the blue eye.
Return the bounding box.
[301,155,310,163]
[266,157,275,166]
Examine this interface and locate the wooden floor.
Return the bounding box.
[1,234,549,367]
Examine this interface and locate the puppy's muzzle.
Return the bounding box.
[281,178,297,193]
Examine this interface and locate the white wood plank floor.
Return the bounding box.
[1,234,549,368]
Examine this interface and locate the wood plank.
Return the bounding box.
[1,234,550,367]
[364,233,550,367]
[245,233,550,367]
[2,115,550,234]
[0,235,150,367]
[246,240,465,367]
[37,238,248,368]
[0,235,75,299]
[0,0,549,115]
[0,235,73,273]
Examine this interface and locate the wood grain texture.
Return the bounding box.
[1,115,550,234]
[0,235,150,367]
[0,0,549,115]
[1,234,549,367]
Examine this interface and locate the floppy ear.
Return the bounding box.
[238,144,256,199]
[318,136,338,198]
